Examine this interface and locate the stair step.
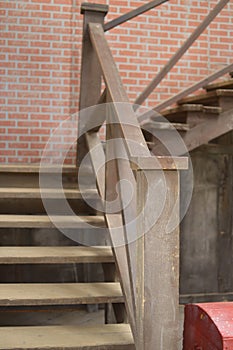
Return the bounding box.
[0,246,113,264]
[178,89,233,105]
[205,78,233,91]
[0,187,98,199]
[0,283,123,306]
[0,324,133,349]
[142,120,190,131]
[0,165,77,174]
[0,215,106,228]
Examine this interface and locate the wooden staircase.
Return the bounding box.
[143,74,233,154]
[0,165,133,350]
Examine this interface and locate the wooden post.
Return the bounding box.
[135,168,180,349]
[77,3,108,166]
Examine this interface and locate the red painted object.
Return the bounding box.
[183,302,233,349]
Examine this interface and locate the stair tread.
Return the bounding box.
[0,214,106,228]
[0,283,123,306]
[0,324,133,349]
[0,187,98,199]
[0,164,77,173]
[178,89,233,105]
[162,104,221,116]
[205,78,233,91]
[142,120,190,131]
[0,246,114,264]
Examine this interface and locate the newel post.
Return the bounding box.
[135,161,187,349]
[77,3,108,166]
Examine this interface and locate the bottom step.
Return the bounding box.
[0,324,134,349]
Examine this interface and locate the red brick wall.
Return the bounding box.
[0,0,232,164]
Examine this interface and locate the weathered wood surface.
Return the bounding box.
[180,292,233,304]
[0,188,98,199]
[0,246,114,264]
[0,165,77,173]
[152,109,233,155]
[0,324,134,350]
[205,78,233,91]
[178,89,233,106]
[0,283,123,306]
[0,215,106,228]
[135,0,230,106]
[150,63,233,114]
[104,0,168,31]
[77,3,108,165]
[89,23,150,159]
[135,170,180,349]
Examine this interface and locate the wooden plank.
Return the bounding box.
[183,109,233,153]
[135,170,180,349]
[0,188,98,199]
[86,132,136,336]
[178,89,233,105]
[104,0,168,31]
[85,132,105,199]
[89,22,150,160]
[135,0,230,106]
[0,283,123,306]
[0,324,134,350]
[105,117,136,334]
[150,64,233,114]
[152,109,233,155]
[0,165,77,173]
[180,292,233,304]
[83,89,107,133]
[0,246,114,264]
[162,104,221,117]
[205,78,233,91]
[77,3,108,165]
[142,121,190,131]
[215,132,233,293]
[0,215,106,228]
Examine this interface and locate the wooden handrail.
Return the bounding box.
[104,0,168,32]
[138,62,233,122]
[89,22,150,160]
[134,0,230,106]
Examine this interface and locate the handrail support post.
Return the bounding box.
[77,3,108,166]
[135,168,180,349]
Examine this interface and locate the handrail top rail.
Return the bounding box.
[130,156,188,170]
[104,0,168,32]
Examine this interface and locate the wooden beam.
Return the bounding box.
[104,0,168,32]
[138,63,233,120]
[135,0,230,106]
[89,22,150,160]
[152,109,233,155]
[77,3,108,166]
[135,170,180,349]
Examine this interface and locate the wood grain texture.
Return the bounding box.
[205,78,233,91]
[0,324,134,350]
[0,283,123,306]
[136,170,180,349]
[0,215,106,228]
[0,246,114,264]
[0,188,98,199]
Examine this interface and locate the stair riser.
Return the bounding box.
[0,228,108,247]
[0,173,78,189]
[0,198,100,215]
